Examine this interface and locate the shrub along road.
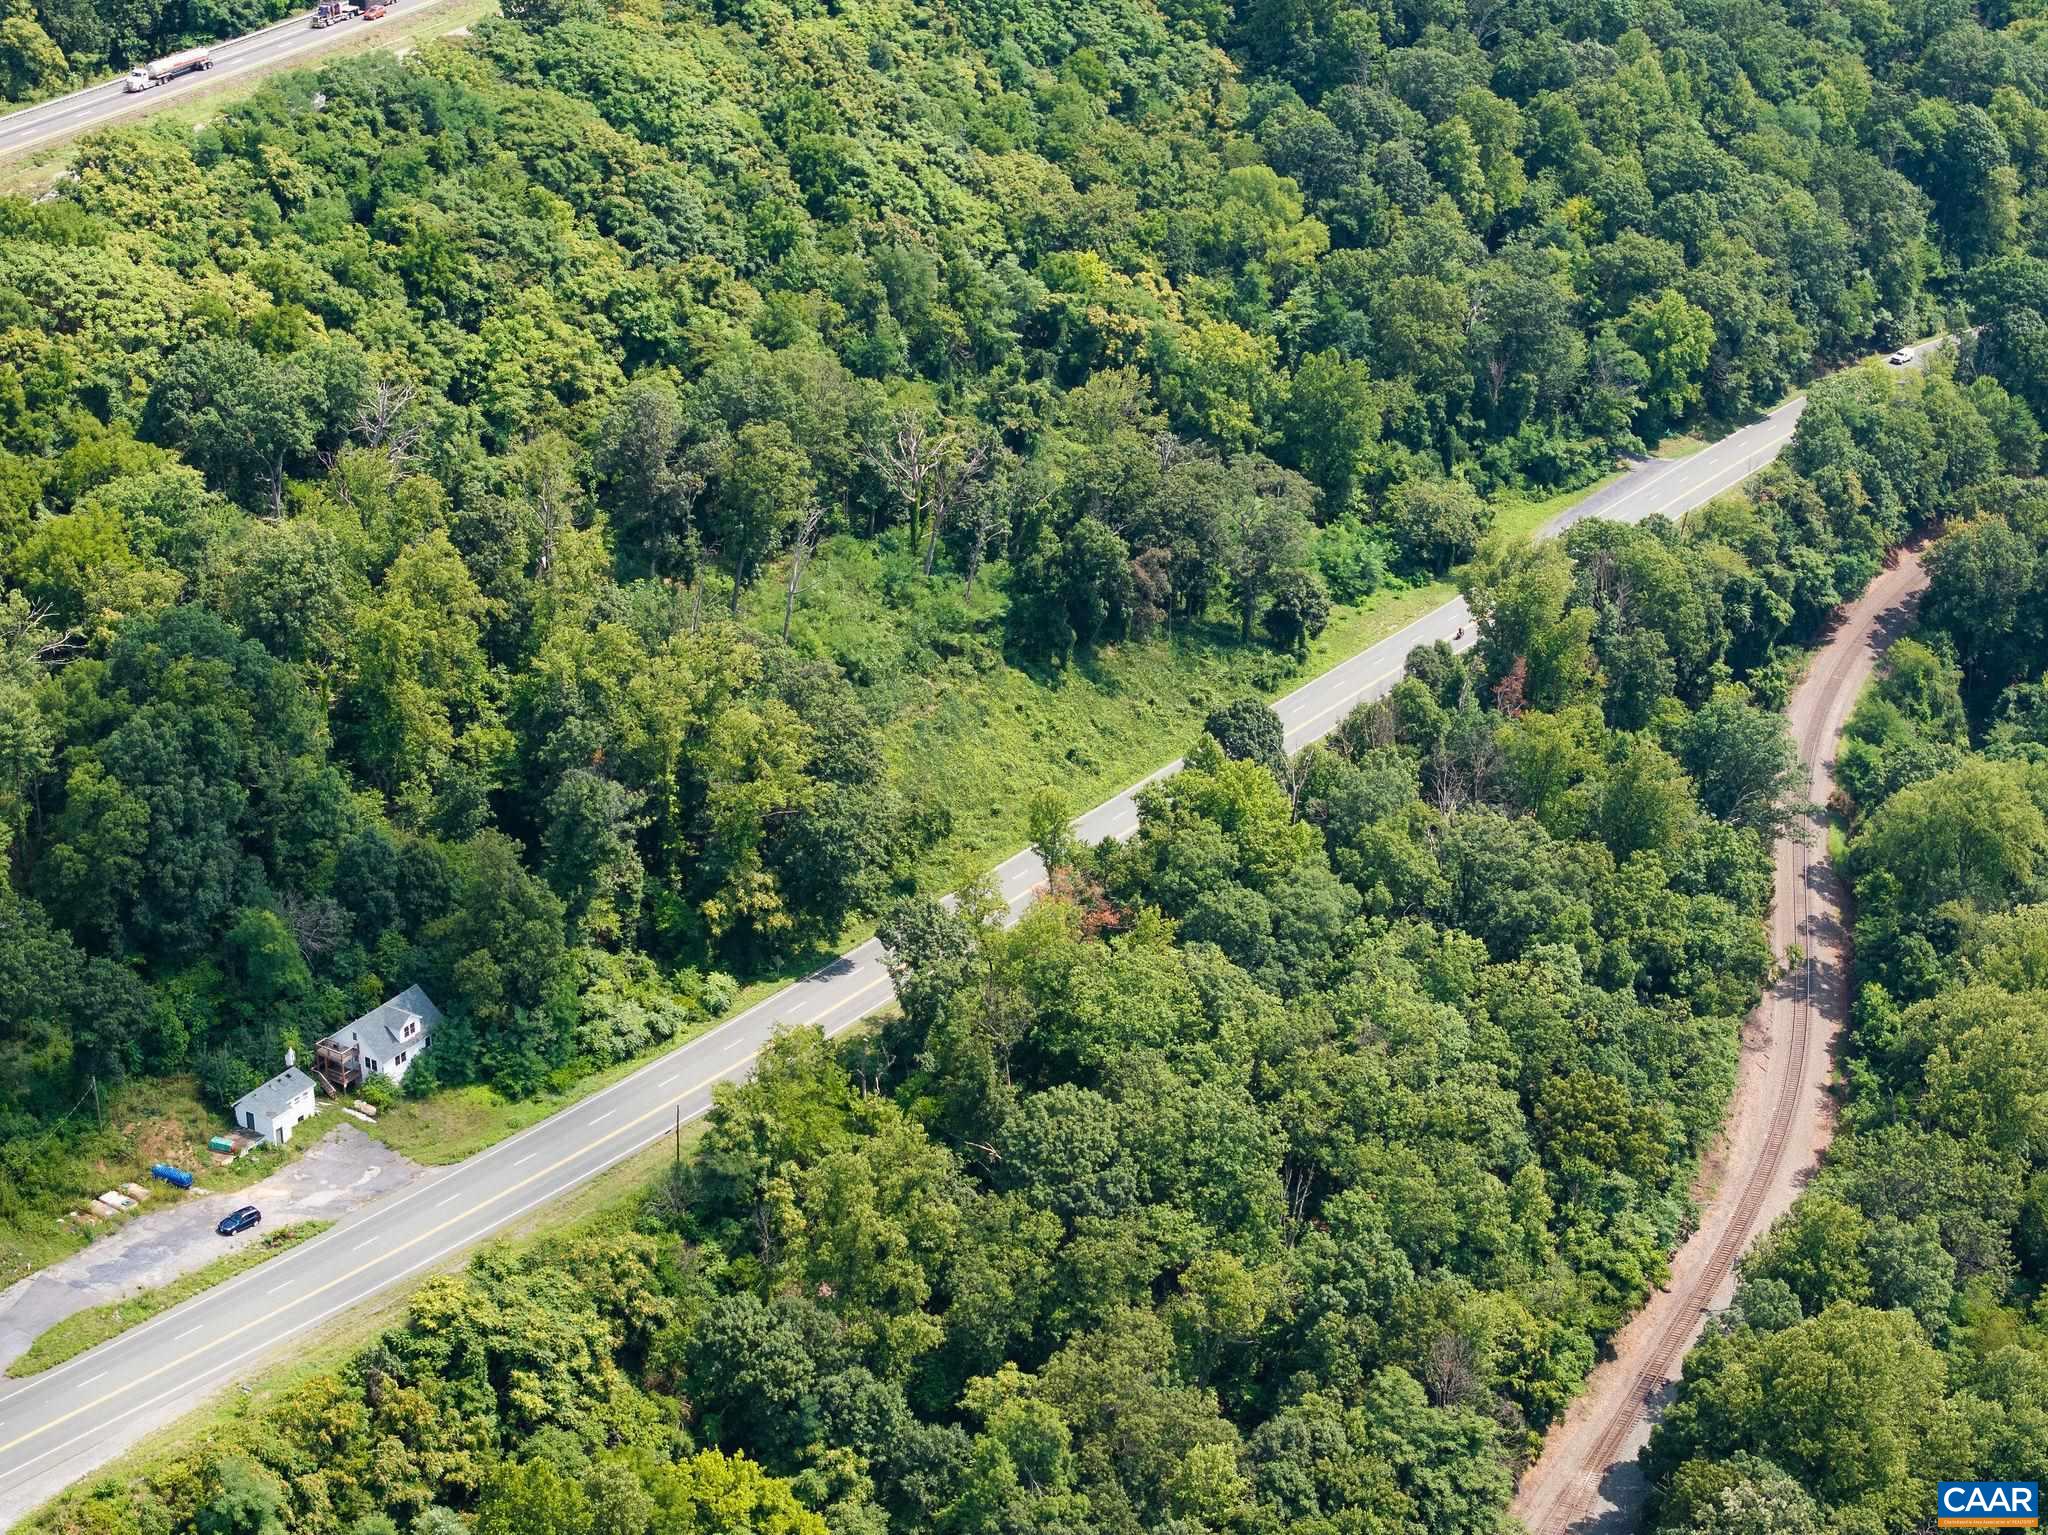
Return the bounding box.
[0,355,1938,1525]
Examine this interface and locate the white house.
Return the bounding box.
[232,1066,319,1145]
[313,985,443,1092]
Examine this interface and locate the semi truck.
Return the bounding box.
[124,47,213,90]
[311,2,362,26]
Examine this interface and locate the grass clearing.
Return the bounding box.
[367,1079,624,1166]
[1493,468,1630,540]
[361,1057,702,1165]
[6,1221,332,1378]
[372,467,1645,1165]
[1655,433,1712,460]
[743,533,1484,885]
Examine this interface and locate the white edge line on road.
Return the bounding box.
[0,426,1788,1424]
[0,384,1859,1476]
[0,0,472,159]
[0,1083,755,1493]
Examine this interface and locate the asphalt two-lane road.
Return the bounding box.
[0,0,464,161]
[0,351,1935,1526]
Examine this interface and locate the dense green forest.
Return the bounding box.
[27,364,2039,1535]
[7,0,2045,1212]
[1642,335,2048,1535]
[4,0,2048,1503]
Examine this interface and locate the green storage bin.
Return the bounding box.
[209,1135,234,1153]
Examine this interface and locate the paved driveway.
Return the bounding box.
[0,1126,420,1372]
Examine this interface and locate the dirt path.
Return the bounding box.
[1511,548,1930,1534]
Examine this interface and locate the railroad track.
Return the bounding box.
[1519,552,1927,1534]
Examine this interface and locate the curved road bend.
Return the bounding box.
[0,353,1938,1525]
[0,0,467,162]
[1513,548,1932,1535]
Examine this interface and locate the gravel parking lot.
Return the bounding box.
[0,1126,421,1372]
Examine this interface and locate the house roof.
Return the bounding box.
[235,1067,317,1120]
[322,985,443,1052]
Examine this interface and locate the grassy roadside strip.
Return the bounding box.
[366,470,1636,1164]
[6,1221,333,1378]
[0,0,498,194]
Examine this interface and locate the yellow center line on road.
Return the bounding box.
[0,419,1794,1465]
[1629,420,1800,526]
[1282,666,1404,743]
[1274,424,1803,752]
[0,969,893,1466]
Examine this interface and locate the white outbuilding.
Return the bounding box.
[232,1066,319,1146]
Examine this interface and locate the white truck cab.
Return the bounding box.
[124,47,211,90]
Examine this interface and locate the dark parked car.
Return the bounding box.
[216,1205,262,1236]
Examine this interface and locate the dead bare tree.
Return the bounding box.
[1275,747,1310,820]
[1424,1331,1481,1407]
[353,379,423,468]
[1281,1153,1317,1242]
[1426,743,1470,814]
[517,434,580,585]
[1153,430,1202,473]
[688,541,718,635]
[845,1037,897,1099]
[279,892,349,957]
[866,412,941,544]
[782,501,826,642]
[1,595,80,666]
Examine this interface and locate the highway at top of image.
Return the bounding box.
[0,344,1940,1528]
[0,0,469,161]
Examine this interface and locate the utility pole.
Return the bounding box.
[91,1075,101,1130]
[674,1104,680,1166]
